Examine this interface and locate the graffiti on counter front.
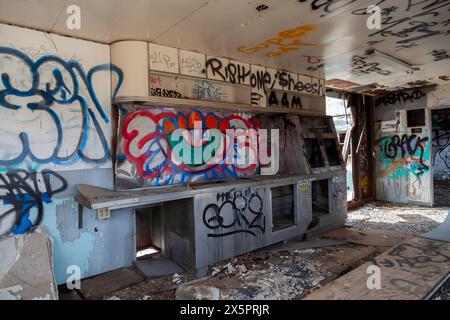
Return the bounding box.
[192,80,228,101]
[377,134,430,178]
[0,169,67,236]
[236,24,319,58]
[375,90,426,106]
[202,187,265,237]
[0,47,123,169]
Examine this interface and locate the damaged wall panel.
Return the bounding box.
[0,227,57,300]
[374,89,432,205]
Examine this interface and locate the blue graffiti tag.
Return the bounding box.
[0,47,123,167]
[0,169,67,236]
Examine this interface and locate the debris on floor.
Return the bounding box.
[102,272,195,300]
[0,227,58,300]
[172,273,184,284]
[59,202,449,300]
[176,277,221,300]
[175,242,379,300]
[347,202,448,234]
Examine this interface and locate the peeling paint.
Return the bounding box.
[40,198,95,284]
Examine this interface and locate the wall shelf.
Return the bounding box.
[114,95,324,116]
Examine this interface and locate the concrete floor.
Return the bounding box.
[347,201,448,234]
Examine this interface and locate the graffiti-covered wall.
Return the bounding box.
[432,109,450,181]
[374,89,432,204]
[0,24,133,284]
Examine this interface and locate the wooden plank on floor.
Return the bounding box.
[304,237,450,300]
[323,227,412,248]
[325,246,378,274]
[79,268,144,300]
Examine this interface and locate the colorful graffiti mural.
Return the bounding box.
[0,47,123,170]
[119,109,261,187]
[376,134,430,179]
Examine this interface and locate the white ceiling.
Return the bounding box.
[1,0,449,91]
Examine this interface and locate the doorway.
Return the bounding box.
[326,96,354,201]
[431,108,450,207]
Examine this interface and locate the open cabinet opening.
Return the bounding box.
[312,180,330,217]
[271,185,295,231]
[135,206,163,260]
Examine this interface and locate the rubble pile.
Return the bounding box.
[202,249,330,300]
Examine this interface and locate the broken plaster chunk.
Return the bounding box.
[223,263,235,274]
[0,227,58,300]
[237,265,247,273]
[172,273,183,284]
[211,267,221,276]
[176,284,220,300]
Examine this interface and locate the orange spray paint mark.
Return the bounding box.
[237,24,320,58]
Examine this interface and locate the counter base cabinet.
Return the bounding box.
[163,174,347,276]
[194,186,270,271]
